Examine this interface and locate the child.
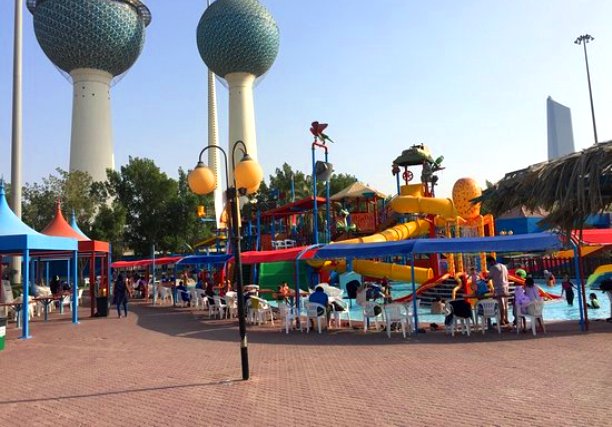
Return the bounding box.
[431,296,445,314]
[560,274,575,306]
[543,270,556,287]
[588,293,600,309]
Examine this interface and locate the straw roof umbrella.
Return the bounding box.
[477,141,612,239]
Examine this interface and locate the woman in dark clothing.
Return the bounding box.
[50,275,62,296]
[113,274,130,318]
[560,274,575,306]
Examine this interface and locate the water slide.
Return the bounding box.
[586,264,612,289]
[315,185,460,283]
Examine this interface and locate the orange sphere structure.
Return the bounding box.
[452,177,482,220]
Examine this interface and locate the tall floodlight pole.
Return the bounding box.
[574,34,598,145]
[10,0,23,285]
[206,0,224,230]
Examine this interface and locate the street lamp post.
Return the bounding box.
[574,34,598,145]
[187,140,262,381]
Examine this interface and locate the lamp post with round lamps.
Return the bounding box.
[187,140,262,381]
[574,34,598,145]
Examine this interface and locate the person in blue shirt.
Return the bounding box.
[176,281,191,305]
[308,286,329,317]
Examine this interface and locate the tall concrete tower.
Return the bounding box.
[27,0,151,182]
[547,96,575,160]
[196,0,280,177]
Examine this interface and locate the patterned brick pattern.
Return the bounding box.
[197,0,280,78]
[31,0,147,76]
[1,302,610,426]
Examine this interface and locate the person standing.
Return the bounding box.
[560,274,575,306]
[113,274,130,318]
[486,256,510,326]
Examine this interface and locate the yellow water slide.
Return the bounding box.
[313,184,462,283]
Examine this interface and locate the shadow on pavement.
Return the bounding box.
[0,379,241,405]
[132,301,612,347]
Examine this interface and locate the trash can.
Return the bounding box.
[96,297,109,317]
[0,317,6,351]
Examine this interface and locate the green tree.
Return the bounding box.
[21,168,103,232]
[329,172,358,195]
[106,157,178,256]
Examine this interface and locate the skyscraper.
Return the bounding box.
[547,96,575,160]
[27,0,151,182]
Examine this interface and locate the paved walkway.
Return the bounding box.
[1,302,611,426]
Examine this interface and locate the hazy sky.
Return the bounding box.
[0,0,610,199]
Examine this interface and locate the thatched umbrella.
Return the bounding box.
[478,141,611,331]
[477,141,612,238]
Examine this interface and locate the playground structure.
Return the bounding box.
[309,145,498,294]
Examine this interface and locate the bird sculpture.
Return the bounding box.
[310,121,335,144]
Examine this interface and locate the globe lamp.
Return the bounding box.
[188,163,217,195]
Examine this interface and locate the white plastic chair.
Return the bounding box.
[329,298,352,329]
[158,287,172,305]
[225,293,238,319]
[446,300,474,336]
[517,300,545,336]
[384,303,408,338]
[305,302,327,334]
[211,296,227,319]
[403,299,420,333]
[277,302,296,334]
[475,299,501,334]
[363,301,385,333]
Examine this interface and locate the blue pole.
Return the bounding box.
[325,150,331,244]
[571,240,585,331]
[411,254,418,333]
[21,249,31,339]
[312,146,319,245]
[72,250,78,324]
[108,243,112,300]
[45,261,49,287]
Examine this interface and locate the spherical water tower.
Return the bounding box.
[196,0,279,170]
[27,0,151,182]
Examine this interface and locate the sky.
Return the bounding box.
[1,0,611,199]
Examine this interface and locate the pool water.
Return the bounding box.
[288,281,611,323]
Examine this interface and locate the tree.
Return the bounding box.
[21,168,103,232]
[329,172,358,196]
[105,157,212,257]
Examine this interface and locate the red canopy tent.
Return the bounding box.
[572,228,612,245]
[41,202,110,317]
[240,246,318,264]
[110,256,182,269]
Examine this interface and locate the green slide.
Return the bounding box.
[258,261,310,299]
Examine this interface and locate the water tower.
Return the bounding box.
[196,0,280,172]
[27,0,151,182]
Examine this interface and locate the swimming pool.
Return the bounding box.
[292,281,611,323]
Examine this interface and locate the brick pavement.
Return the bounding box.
[0,301,610,427]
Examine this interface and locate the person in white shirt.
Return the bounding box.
[486,256,510,326]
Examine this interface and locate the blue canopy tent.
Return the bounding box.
[315,232,565,331]
[0,183,78,339]
[176,254,232,266]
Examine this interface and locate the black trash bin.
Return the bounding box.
[96,297,109,317]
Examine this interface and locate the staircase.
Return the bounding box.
[418,280,518,307]
[417,279,457,306]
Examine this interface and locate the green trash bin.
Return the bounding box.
[0,317,6,351]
